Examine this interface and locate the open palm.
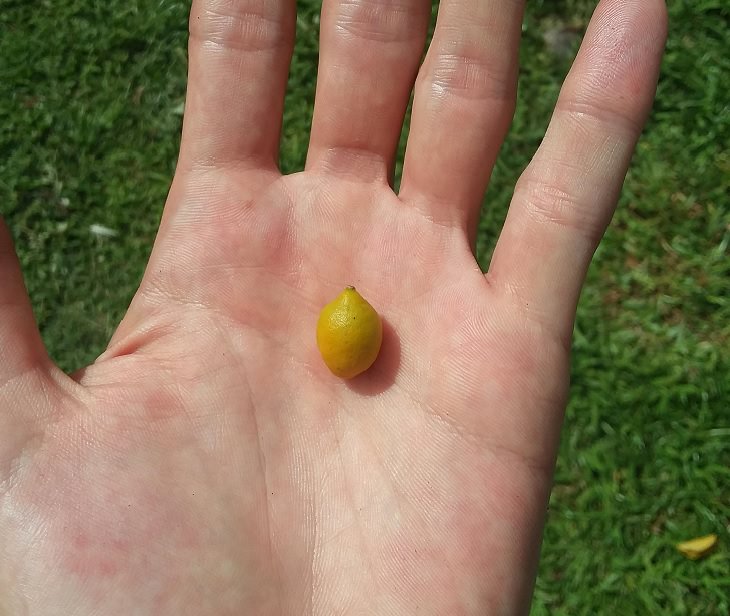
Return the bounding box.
[1,0,666,614]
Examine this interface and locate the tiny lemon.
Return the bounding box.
[316,286,383,379]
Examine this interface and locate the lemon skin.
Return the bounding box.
[316,287,383,379]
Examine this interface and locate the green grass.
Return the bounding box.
[1,0,728,613]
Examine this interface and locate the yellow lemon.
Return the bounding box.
[316,286,383,379]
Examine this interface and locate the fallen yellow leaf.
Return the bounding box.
[675,534,718,560]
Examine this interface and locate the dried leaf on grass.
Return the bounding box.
[675,534,718,560]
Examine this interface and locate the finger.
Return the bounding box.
[399,0,525,240]
[0,222,63,477]
[179,0,296,171]
[0,220,49,387]
[488,0,667,344]
[306,0,431,182]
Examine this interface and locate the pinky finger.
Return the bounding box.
[488,0,667,345]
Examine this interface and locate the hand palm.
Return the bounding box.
[1,1,665,614]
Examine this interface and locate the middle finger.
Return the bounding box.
[306,0,431,183]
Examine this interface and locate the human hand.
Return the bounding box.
[0,0,666,613]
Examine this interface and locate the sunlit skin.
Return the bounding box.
[0,0,666,614]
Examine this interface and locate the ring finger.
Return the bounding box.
[399,0,525,241]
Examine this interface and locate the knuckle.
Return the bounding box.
[557,98,643,136]
[432,51,512,101]
[190,0,289,53]
[334,0,419,44]
[422,33,517,104]
[516,175,607,244]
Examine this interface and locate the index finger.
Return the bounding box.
[179,0,296,172]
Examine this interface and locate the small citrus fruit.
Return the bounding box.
[316,286,383,379]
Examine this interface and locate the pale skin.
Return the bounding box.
[0,0,667,613]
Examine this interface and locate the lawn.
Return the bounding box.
[1,0,728,613]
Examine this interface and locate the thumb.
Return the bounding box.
[0,219,50,392]
[0,219,56,477]
[1,220,73,479]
